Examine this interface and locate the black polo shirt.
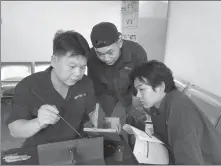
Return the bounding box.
[150,90,221,164]
[7,67,96,147]
[87,40,147,108]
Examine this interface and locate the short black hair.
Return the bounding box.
[53,30,90,58]
[130,60,176,93]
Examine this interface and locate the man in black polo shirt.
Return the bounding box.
[87,22,148,127]
[7,30,98,147]
[130,60,221,164]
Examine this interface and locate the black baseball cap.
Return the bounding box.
[90,22,121,48]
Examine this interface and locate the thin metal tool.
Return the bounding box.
[31,90,82,138]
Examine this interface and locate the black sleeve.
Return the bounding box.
[85,78,97,116]
[87,59,107,98]
[129,43,147,96]
[88,67,102,97]
[76,77,97,134]
[168,100,204,164]
[135,43,148,66]
[126,107,145,131]
[7,80,32,125]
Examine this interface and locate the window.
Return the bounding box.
[1,62,33,97]
[34,62,50,73]
[1,62,33,82]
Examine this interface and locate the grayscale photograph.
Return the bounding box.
[1,1,221,165]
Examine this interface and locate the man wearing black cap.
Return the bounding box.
[87,22,148,129]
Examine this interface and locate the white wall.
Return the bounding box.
[137,1,168,62]
[164,1,221,97]
[1,1,121,62]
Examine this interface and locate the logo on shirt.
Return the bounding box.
[74,93,86,100]
[124,66,132,71]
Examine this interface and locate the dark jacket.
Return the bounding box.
[151,90,221,164]
[88,40,147,110]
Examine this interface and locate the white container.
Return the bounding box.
[144,114,154,135]
[145,123,154,135]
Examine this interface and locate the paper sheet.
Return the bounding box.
[123,124,169,164]
[133,139,169,164]
[122,124,163,144]
[2,154,31,163]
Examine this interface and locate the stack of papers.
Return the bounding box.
[123,124,169,165]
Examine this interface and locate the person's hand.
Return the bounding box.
[37,105,60,129]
